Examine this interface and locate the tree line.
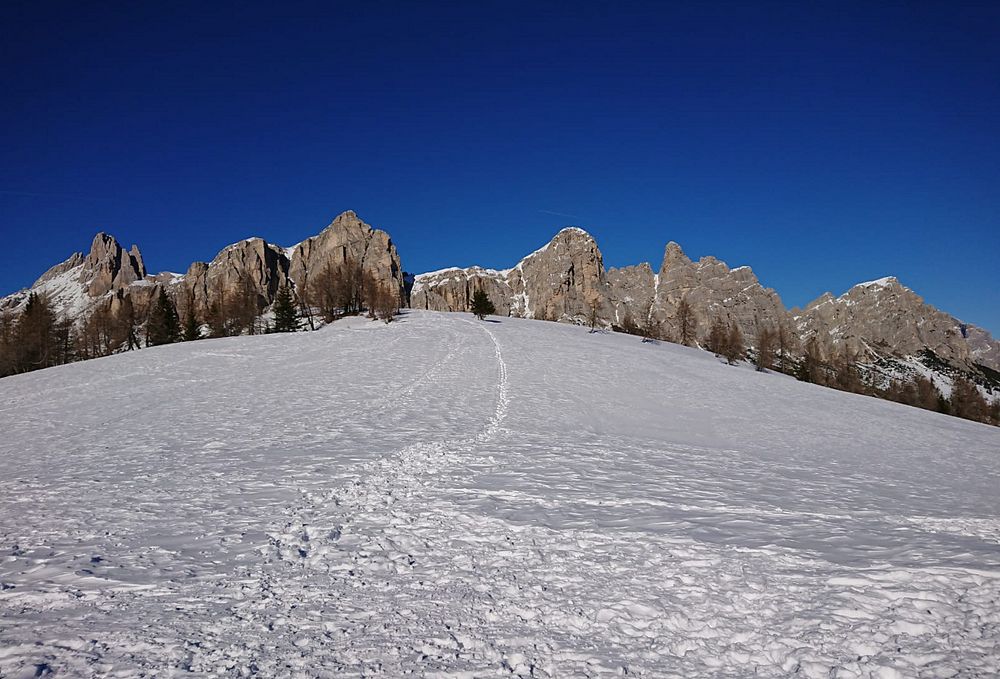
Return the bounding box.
[599,294,1000,427]
[0,257,400,379]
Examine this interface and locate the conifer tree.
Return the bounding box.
[470,288,496,320]
[147,288,181,346]
[182,294,200,341]
[0,311,14,377]
[14,293,58,372]
[273,284,299,332]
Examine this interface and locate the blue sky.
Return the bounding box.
[2,1,998,331]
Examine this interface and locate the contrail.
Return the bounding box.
[538,209,584,221]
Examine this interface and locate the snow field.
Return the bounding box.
[1,310,998,677]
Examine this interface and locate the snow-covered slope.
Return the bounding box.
[1,311,998,677]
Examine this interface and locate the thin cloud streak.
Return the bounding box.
[538,209,584,222]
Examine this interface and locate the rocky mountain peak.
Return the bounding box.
[796,277,978,366]
[320,210,362,233]
[81,232,146,297]
[3,211,406,335]
[554,226,591,239]
[288,212,404,301]
[659,241,692,274]
[508,227,609,321]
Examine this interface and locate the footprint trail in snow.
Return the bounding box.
[1,311,998,677]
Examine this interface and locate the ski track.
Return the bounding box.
[1,311,999,677]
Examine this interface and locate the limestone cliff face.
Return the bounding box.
[409,228,1000,373]
[182,238,291,315]
[794,277,999,368]
[606,263,655,328]
[83,233,147,297]
[411,228,612,323]
[507,228,611,322]
[289,210,403,302]
[646,242,794,343]
[411,267,513,315]
[414,231,792,343]
[5,214,998,376]
[1,211,405,331]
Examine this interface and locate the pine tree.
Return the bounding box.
[470,288,496,320]
[182,294,200,341]
[272,284,299,332]
[14,293,58,372]
[147,288,181,346]
[0,311,14,377]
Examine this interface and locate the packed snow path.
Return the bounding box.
[1,311,998,678]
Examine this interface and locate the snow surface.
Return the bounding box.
[1,311,999,677]
[856,277,898,289]
[414,267,510,290]
[7,266,96,320]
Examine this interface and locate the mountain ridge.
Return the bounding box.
[412,226,1000,374]
[1,210,404,331]
[3,212,999,386]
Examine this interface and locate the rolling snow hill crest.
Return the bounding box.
[1,310,998,677]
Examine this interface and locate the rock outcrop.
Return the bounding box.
[414,231,793,343]
[1,211,405,333]
[507,228,611,322]
[83,233,147,297]
[411,267,513,316]
[966,325,1000,371]
[606,263,656,328]
[410,227,999,375]
[646,242,794,343]
[2,232,150,318]
[289,210,403,302]
[182,238,291,316]
[412,228,612,323]
[4,213,998,379]
[794,277,1000,369]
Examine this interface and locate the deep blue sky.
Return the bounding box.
[2,1,998,331]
